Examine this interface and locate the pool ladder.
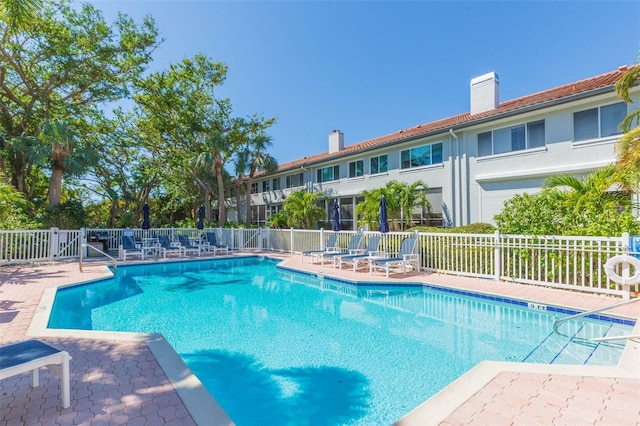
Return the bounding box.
[553,297,640,342]
[79,243,117,273]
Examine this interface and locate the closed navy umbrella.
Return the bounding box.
[142,203,151,230]
[378,196,389,233]
[332,200,341,232]
[197,205,205,230]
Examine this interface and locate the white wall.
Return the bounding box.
[250,89,639,227]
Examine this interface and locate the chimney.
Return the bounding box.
[470,72,499,115]
[328,129,344,154]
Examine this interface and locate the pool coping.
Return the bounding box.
[25,255,640,426]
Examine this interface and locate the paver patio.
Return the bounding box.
[1,253,639,425]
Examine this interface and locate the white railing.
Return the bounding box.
[0,227,637,298]
[0,229,51,263]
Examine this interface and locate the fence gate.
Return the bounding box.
[52,228,83,259]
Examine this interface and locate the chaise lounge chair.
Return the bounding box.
[0,339,71,408]
[204,232,229,255]
[369,236,419,277]
[121,235,144,261]
[335,235,384,271]
[300,233,339,263]
[320,234,363,267]
[177,234,202,256]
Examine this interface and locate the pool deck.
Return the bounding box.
[1,251,639,425]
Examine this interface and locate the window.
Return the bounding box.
[477,120,545,157]
[370,154,388,174]
[285,172,304,188]
[317,165,340,183]
[251,182,258,194]
[272,178,281,190]
[573,102,626,141]
[262,180,270,192]
[348,160,364,178]
[400,142,443,169]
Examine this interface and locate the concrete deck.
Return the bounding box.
[1,252,639,425]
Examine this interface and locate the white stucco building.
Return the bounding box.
[241,66,638,230]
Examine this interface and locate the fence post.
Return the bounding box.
[80,227,88,258]
[621,232,630,251]
[493,230,501,282]
[620,232,631,299]
[238,228,244,250]
[290,228,294,254]
[320,228,325,251]
[50,227,60,260]
[265,227,270,251]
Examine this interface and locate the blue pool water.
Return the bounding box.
[49,256,634,425]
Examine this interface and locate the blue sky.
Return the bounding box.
[88,1,640,165]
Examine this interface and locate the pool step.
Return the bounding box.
[524,322,628,365]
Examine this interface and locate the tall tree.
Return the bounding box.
[135,55,231,224]
[135,55,274,226]
[81,111,164,226]
[241,132,278,226]
[39,119,99,206]
[0,0,159,194]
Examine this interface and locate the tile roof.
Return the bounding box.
[268,65,634,175]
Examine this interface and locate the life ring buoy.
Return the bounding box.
[604,254,640,286]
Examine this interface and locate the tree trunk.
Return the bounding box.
[203,191,212,222]
[0,154,7,183]
[245,177,252,226]
[234,180,245,224]
[10,156,26,194]
[215,155,226,226]
[48,161,64,206]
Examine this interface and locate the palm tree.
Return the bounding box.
[197,128,236,227]
[243,133,278,226]
[355,187,389,230]
[356,180,431,231]
[233,146,250,223]
[39,120,92,206]
[544,165,635,234]
[282,190,326,229]
[0,0,42,32]
[614,63,640,177]
[388,180,431,230]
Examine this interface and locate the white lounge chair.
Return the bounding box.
[370,237,419,277]
[335,235,384,271]
[300,233,339,263]
[320,234,363,267]
[0,339,71,408]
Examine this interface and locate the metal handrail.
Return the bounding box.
[79,243,117,272]
[553,297,640,341]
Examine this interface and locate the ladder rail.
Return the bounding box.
[553,297,640,342]
[79,243,117,273]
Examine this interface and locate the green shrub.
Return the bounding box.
[408,222,495,234]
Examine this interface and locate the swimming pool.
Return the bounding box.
[49,256,634,425]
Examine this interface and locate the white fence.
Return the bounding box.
[1,227,637,298]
